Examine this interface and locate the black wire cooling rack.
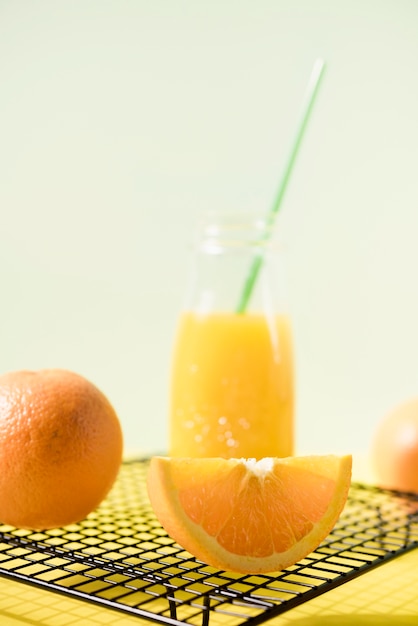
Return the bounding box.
[0,458,417,626]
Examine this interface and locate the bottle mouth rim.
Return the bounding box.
[194,211,279,254]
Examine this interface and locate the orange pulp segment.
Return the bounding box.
[147,455,352,573]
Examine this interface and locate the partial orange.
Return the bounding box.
[147,455,352,573]
[0,369,123,530]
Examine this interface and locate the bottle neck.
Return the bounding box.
[184,213,284,315]
[194,212,274,256]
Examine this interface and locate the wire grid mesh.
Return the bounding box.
[0,459,417,626]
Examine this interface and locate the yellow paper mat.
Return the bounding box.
[0,549,417,626]
[275,548,418,625]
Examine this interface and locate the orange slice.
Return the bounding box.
[147,455,352,573]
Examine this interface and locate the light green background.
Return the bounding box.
[1,0,417,459]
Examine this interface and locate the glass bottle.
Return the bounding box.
[169,212,294,459]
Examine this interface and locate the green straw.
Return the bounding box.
[236,58,326,313]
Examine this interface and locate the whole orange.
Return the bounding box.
[0,369,123,529]
[371,398,418,493]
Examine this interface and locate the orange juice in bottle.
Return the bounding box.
[169,213,294,459]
